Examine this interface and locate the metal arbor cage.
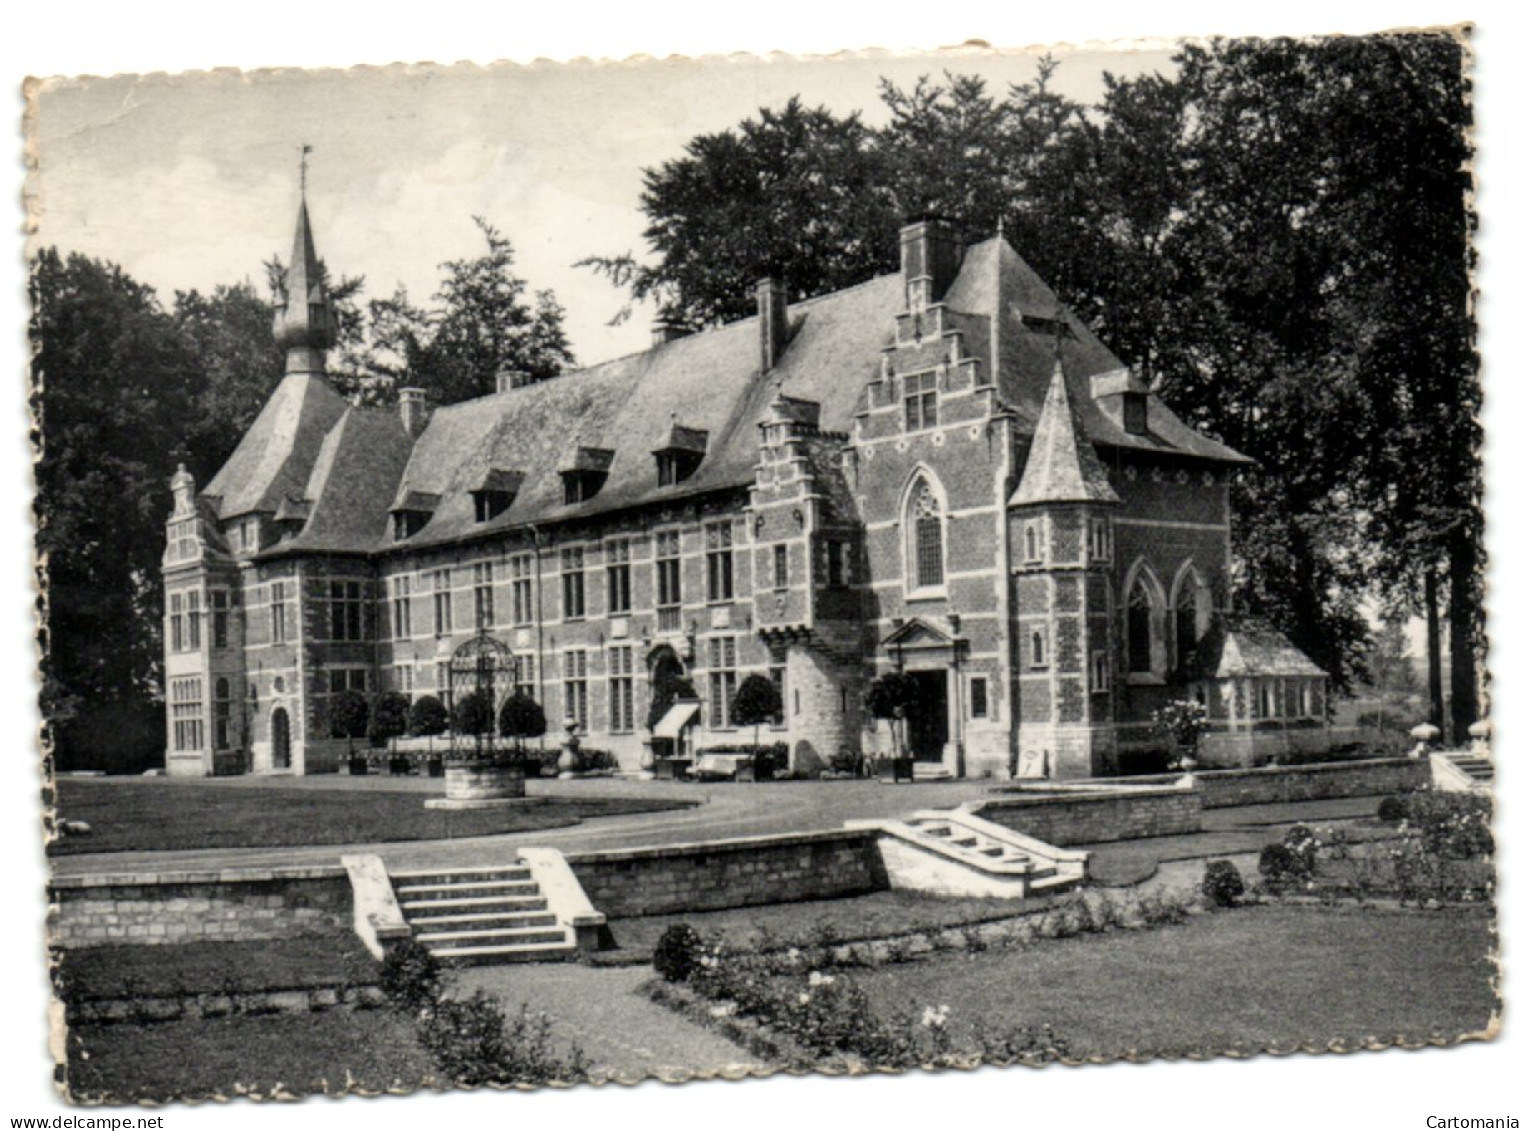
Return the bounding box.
[449,633,513,763]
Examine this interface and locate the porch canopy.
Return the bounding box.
[654,700,701,739]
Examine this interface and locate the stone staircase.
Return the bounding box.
[1443,751,1494,783]
[845,809,1087,899]
[391,862,579,966]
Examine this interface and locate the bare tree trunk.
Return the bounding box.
[1425,567,1444,731]
[1448,527,1480,743]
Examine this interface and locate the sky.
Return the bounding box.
[27,46,1171,366]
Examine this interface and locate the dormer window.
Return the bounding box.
[389,490,440,543]
[653,424,708,487]
[470,468,522,523]
[560,446,614,505]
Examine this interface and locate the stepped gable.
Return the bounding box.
[275,406,413,554]
[945,237,1250,464]
[1182,616,1327,680]
[202,372,348,520]
[385,273,900,550]
[1010,360,1121,507]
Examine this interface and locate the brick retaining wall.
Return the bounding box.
[566,829,888,919]
[49,867,351,949]
[971,785,1202,845]
[1102,758,1429,810]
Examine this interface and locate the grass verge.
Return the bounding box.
[49,779,694,854]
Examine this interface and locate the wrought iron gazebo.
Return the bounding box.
[448,633,513,764]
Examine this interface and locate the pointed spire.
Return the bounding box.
[1010,359,1120,507]
[272,161,337,374]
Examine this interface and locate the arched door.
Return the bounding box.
[271,707,291,770]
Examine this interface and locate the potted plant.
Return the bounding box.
[333,688,371,775]
[867,672,921,782]
[731,673,782,781]
[499,692,548,776]
[409,694,449,777]
[1153,698,1209,770]
[370,691,412,774]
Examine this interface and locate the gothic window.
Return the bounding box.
[1127,575,1157,675]
[1024,522,1041,564]
[908,479,945,591]
[1170,565,1212,673]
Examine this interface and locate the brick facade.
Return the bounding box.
[163,208,1327,780]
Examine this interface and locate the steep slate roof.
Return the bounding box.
[1184,618,1328,680]
[203,373,348,519]
[948,238,1250,464]
[226,234,1248,557]
[1010,360,1122,507]
[277,406,413,554]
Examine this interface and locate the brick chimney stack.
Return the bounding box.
[399,387,433,439]
[900,219,963,310]
[757,278,789,372]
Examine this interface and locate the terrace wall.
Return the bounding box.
[1106,757,1429,810]
[971,784,1203,845]
[566,829,887,919]
[49,867,351,949]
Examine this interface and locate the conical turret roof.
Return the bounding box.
[272,199,337,362]
[1010,359,1121,507]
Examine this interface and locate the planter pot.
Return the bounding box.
[443,762,526,802]
[388,755,413,776]
[347,756,369,776]
[426,757,445,778]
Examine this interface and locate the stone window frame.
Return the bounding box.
[606,537,633,615]
[969,675,989,719]
[1028,627,1049,670]
[1089,517,1112,563]
[902,370,939,433]
[1090,649,1111,693]
[1122,558,1168,684]
[1023,520,1043,565]
[608,644,635,733]
[704,519,736,603]
[560,545,587,621]
[472,561,496,630]
[900,467,949,600]
[1169,561,1212,672]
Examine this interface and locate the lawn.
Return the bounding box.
[56,932,379,1001]
[64,1010,437,1102]
[48,779,695,854]
[594,890,1043,965]
[849,903,1497,1058]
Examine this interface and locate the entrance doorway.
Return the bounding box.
[271,707,291,770]
[907,670,948,762]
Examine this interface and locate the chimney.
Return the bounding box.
[652,320,688,346]
[757,278,789,371]
[495,368,529,394]
[399,387,433,439]
[900,219,963,310]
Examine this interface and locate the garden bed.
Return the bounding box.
[64,1009,436,1102]
[589,890,1049,965]
[49,779,695,854]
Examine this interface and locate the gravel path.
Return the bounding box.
[453,963,767,1083]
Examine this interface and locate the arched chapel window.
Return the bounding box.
[1128,577,1156,675]
[909,480,944,590]
[1175,583,1199,671]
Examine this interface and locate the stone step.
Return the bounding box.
[391,865,533,884]
[430,942,577,966]
[395,879,541,901]
[399,894,548,914]
[416,925,569,948]
[406,909,557,931]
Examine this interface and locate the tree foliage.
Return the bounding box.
[332,688,371,754]
[409,694,449,738]
[498,692,548,751]
[369,691,413,746]
[452,689,495,737]
[730,673,782,752]
[585,36,1477,697]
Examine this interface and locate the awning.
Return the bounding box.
[654,700,701,739]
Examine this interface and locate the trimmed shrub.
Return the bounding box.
[452,689,494,737]
[1202,860,1246,908]
[499,692,547,752]
[653,923,705,983]
[409,694,449,738]
[1377,794,1410,824]
[379,939,442,1014]
[369,691,411,749]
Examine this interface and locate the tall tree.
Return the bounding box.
[30,249,197,766]
[580,97,902,328]
[409,218,574,404]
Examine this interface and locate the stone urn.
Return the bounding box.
[1409,723,1442,759]
[557,722,583,779]
[637,738,657,781]
[426,760,527,809]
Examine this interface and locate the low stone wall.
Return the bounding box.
[971,784,1202,845]
[68,985,387,1025]
[567,829,887,919]
[1102,757,1429,810]
[49,866,352,949]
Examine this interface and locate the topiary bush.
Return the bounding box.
[1201,860,1246,908]
[653,923,705,983]
[379,939,443,1014]
[1377,794,1410,824]
[409,694,449,738]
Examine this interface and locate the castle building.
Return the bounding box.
[161,195,1330,779]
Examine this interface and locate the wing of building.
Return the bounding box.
[161,202,1332,778]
